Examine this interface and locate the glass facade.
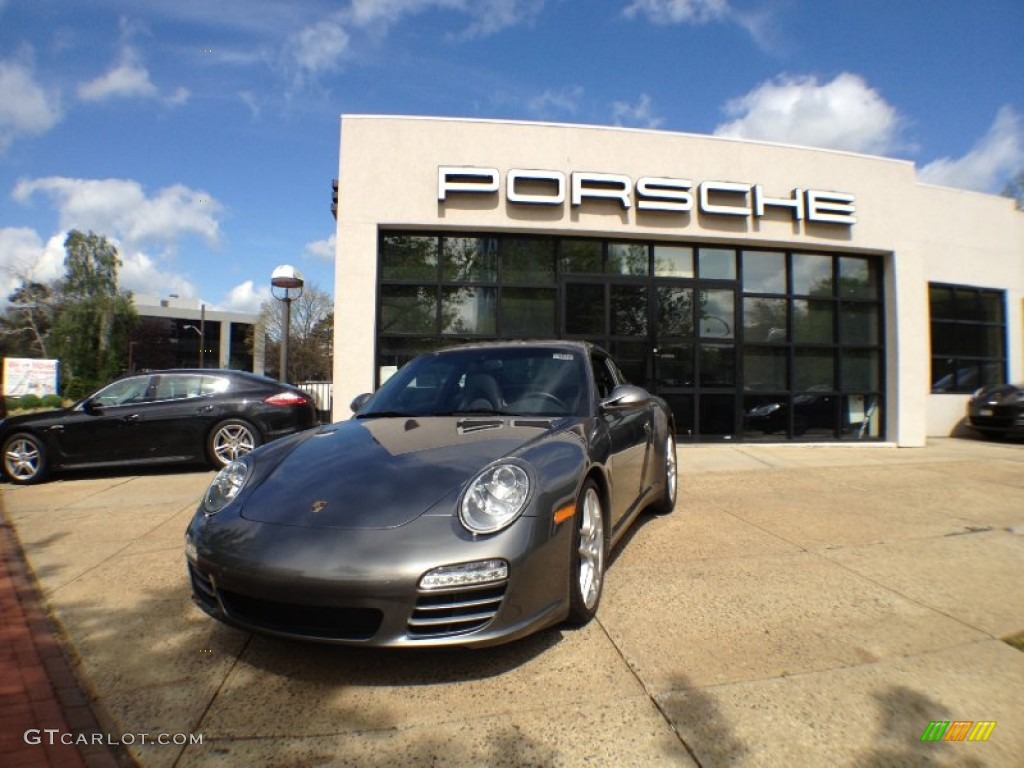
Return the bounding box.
[929,283,1006,393]
[377,232,886,441]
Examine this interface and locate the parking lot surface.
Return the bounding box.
[3,438,1023,767]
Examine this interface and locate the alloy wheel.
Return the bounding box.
[5,437,41,481]
[578,486,605,610]
[212,424,256,464]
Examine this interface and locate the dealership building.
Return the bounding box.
[331,115,1024,446]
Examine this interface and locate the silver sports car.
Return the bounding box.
[185,341,677,647]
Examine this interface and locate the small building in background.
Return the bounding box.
[131,295,265,374]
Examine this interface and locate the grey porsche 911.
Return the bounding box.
[185,341,677,647]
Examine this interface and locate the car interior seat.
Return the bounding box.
[459,373,504,411]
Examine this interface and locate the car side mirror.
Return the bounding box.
[82,398,103,415]
[349,393,373,413]
[599,384,651,411]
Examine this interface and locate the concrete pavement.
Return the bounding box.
[2,437,1023,767]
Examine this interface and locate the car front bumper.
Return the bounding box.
[186,509,573,648]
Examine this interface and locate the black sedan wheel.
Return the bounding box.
[567,479,606,626]
[208,419,261,468]
[652,434,678,515]
[3,433,48,484]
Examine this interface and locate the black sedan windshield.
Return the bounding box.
[359,346,588,418]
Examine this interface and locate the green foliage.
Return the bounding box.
[62,377,90,401]
[1002,171,1024,210]
[15,394,42,409]
[3,393,67,412]
[41,394,65,408]
[49,230,138,394]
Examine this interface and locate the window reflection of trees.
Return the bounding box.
[381,236,438,280]
[607,243,648,276]
[442,237,497,282]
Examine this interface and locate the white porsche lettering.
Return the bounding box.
[438,166,499,201]
[636,176,694,212]
[507,169,566,205]
[806,190,857,224]
[699,181,752,216]
[437,166,855,226]
[571,172,632,208]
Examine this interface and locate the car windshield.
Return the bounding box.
[359,347,588,418]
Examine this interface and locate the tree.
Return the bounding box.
[49,230,137,395]
[1002,171,1024,210]
[259,283,333,382]
[1,280,59,358]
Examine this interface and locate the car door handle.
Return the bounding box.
[123,414,141,423]
[197,405,214,414]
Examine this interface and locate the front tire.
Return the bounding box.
[651,433,678,515]
[3,433,48,484]
[208,419,261,468]
[566,479,606,626]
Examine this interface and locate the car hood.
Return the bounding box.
[973,384,1022,404]
[239,415,568,529]
[0,407,74,429]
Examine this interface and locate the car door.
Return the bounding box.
[593,353,654,531]
[50,375,156,465]
[125,373,218,461]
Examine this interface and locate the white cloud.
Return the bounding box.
[12,176,223,249]
[77,46,190,106]
[220,280,270,313]
[611,93,664,129]
[238,90,261,118]
[621,0,779,51]
[528,85,584,118]
[348,0,543,37]
[290,19,351,75]
[118,247,198,299]
[0,228,66,299]
[623,0,729,25]
[917,106,1024,193]
[304,233,336,262]
[714,73,902,155]
[0,53,63,151]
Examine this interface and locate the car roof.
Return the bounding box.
[118,369,288,386]
[433,339,604,356]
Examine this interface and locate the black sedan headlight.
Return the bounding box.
[203,460,251,515]
[459,462,531,534]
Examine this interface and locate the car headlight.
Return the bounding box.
[202,460,250,516]
[459,462,531,534]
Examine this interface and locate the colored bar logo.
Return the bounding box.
[921,721,996,742]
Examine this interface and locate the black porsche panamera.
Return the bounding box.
[1,369,318,484]
[186,341,678,648]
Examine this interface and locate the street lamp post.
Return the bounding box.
[271,265,304,383]
[183,324,204,368]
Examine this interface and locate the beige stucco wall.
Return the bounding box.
[333,115,1024,445]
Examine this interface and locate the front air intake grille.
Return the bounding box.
[408,583,506,639]
[188,563,218,613]
[218,589,382,641]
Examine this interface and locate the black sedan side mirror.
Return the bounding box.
[82,399,103,415]
[599,384,651,411]
[349,393,373,413]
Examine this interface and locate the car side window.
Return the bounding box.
[92,376,153,406]
[154,374,205,401]
[591,356,617,399]
[197,376,232,396]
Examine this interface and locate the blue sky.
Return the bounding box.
[1,0,1022,313]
